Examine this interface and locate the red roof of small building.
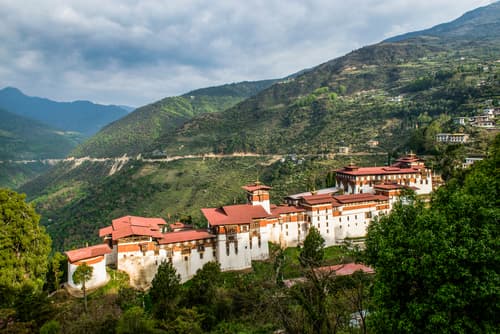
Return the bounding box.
[316,263,374,276]
[201,204,270,226]
[158,229,215,244]
[99,215,167,241]
[65,244,112,263]
[242,183,272,192]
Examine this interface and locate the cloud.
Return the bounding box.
[0,0,493,106]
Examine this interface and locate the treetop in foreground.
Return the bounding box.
[0,188,51,296]
[365,135,500,333]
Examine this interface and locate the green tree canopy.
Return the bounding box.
[365,135,500,333]
[149,260,181,320]
[299,226,325,268]
[73,263,93,313]
[0,188,51,300]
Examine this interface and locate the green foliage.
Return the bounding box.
[299,226,325,268]
[365,135,500,333]
[149,260,181,320]
[40,320,61,334]
[73,263,94,313]
[46,252,66,292]
[0,188,51,297]
[183,262,231,331]
[116,306,158,334]
[117,287,144,311]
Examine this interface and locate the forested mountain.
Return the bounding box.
[71,79,277,158]
[0,109,81,188]
[0,109,79,160]
[0,87,129,136]
[22,2,500,250]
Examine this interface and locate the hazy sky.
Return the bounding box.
[0,0,494,107]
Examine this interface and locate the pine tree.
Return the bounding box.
[73,263,93,313]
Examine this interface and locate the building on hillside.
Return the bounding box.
[66,244,112,289]
[435,133,470,143]
[98,215,215,288]
[462,155,485,168]
[65,154,433,289]
[335,153,433,195]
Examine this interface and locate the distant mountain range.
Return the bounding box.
[0,87,130,136]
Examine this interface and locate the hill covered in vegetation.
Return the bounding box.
[0,109,82,188]
[71,79,277,158]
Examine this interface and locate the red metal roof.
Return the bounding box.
[333,193,388,204]
[100,215,167,241]
[316,263,374,276]
[99,226,113,237]
[242,183,272,192]
[158,229,215,244]
[336,166,420,176]
[271,205,306,215]
[65,244,112,263]
[301,193,335,205]
[201,204,270,226]
[112,215,166,229]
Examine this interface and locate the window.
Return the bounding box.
[355,215,357,220]
[199,252,204,259]
[365,212,372,219]
[184,256,188,261]
[197,244,205,252]
[326,222,329,227]
[327,229,329,234]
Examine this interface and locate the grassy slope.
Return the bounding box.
[71,80,276,158]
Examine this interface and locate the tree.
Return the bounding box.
[299,226,325,268]
[72,263,93,313]
[184,262,227,331]
[149,260,181,320]
[0,188,51,300]
[46,252,66,292]
[365,135,500,333]
[116,306,158,334]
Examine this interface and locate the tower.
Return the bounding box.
[242,181,271,214]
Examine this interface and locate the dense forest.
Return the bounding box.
[1,134,498,333]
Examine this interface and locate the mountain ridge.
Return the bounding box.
[70,79,278,158]
[0,87,129,136]
[385,1,500,42]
